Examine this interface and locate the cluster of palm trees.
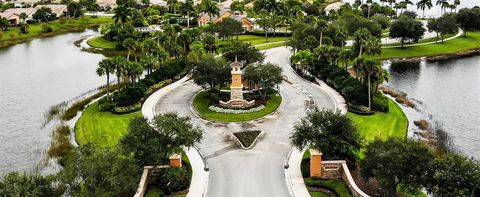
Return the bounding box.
[96,56,142,99]
[378,0,461,17]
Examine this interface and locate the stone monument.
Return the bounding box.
[219,60,255,108]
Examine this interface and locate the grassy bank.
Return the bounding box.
[87,36,118,49]
[348,98,408,157]
[217,35,289,47]
[380,31,480,59]
[192,91,282,122]
[75,101,140,147]
[0,16,112,48]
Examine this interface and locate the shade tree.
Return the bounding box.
[243,63,283,99]
[389,14,425,47]
[191,55,230,92]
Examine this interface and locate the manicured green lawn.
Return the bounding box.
[0,16,112,46]
[383,33,456,47]
[348,98,408,143]
[192,91,282,122]
[218,35,289,47]
[380,31,480,59]
[87,36,118,49]
[348,98,408,158]
[75,101,141,147]
[257,42,288,50]
[305,178,352,197]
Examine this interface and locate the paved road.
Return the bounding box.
[154,47,336,197]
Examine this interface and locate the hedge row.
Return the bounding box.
[99,59,187,112]
[315,64,389,113]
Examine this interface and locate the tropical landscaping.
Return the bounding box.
[2,0,480,196]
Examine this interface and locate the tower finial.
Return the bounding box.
[235,55,238,62]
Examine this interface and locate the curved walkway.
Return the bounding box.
[142,46,344,197]
[382,28,464,49]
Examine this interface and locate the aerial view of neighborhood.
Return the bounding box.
[0,0,479,195]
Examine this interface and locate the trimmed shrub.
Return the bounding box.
[112,103,141,114]
[372,93,389,112]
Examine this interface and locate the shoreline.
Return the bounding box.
[0,18,112,49]
[384,46,480,63]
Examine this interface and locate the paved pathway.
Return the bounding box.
[382,28,464,49]
[145,47,342,197]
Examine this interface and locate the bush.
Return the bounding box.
[372,93,389,112]
[59,17,67,24]
[112,103,141,114]
[42,23,53,33]
[348,104,375,115]
[98,98,114,111]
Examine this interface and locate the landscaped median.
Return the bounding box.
[192,91,282,122]
[0,16,113,48]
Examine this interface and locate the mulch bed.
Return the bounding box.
[232,130,262,148]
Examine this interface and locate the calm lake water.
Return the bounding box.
[0,29,105,176]
[385,57,480,158]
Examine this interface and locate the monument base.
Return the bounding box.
[219,99,255,109]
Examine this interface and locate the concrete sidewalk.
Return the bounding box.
[285,148,310,197]
[141,76,209,197]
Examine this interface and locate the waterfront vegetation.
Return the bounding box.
[75,101,140,147]
[87,35,118,49]
[380,31,480,59]
[0,16,112,48]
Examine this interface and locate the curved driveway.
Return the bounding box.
[154,47,336,197]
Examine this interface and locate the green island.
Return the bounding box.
[192,91,282,122]
[0,16,112,48]
[86,35,118,49]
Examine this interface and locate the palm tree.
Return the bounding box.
[401,0,414,10]
[353,28,371,57]
[178,32,192,55]
[18,22,29,34]
[202,33,217,54]
[19,13,28,23]
[199,0,219,22]
[180,0,195,28]
[97,58,115,99]
[416,0,433,18]
[315,18,328,47]
[152,30,167,46]
[0,17,10,31]
[112,56,127,84]
[436,0,449,14]
[167,0,179,14]
[113,5,130,23]
[453,0,460,12]
[141,54,159,74]
[363,37,382,56]
[352,57,382,110]
[123,61,144,85]
[122,38,137,61]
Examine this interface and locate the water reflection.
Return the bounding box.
[0,29,105,175]
[385,56,480,158]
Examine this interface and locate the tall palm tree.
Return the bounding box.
[315,18,328,47]
[19,13,28,23]
[353,28,371,57]
[352,57,382,110]
[180,0,195,28]
[436,0,449,14]
[123,61,144,85]
[122,38,137,61]
[112,56,127,84]
[416,0,433,18]
[0,17,10,31]
[167,0,179,14]
[363,37,382,56]
[202,33,217,54]
[401,0,414,10]
[152,30,167,46]
[113,5,130,23]
[97,58,115,99]
[453,0,460,12]
[199,0,220,22]
[141,54,159,74]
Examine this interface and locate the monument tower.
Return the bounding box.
[230,60,243,101]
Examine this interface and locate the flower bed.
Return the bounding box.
[232,130,262,149]
[208,105,265,114]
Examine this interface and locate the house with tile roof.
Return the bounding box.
[0,7,36,26]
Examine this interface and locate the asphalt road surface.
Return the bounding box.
[154,47,336,197]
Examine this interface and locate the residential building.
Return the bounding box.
[0,7,36,26]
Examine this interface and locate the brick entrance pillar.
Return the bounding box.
[169,153,182,168]
[310,149,323,177]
